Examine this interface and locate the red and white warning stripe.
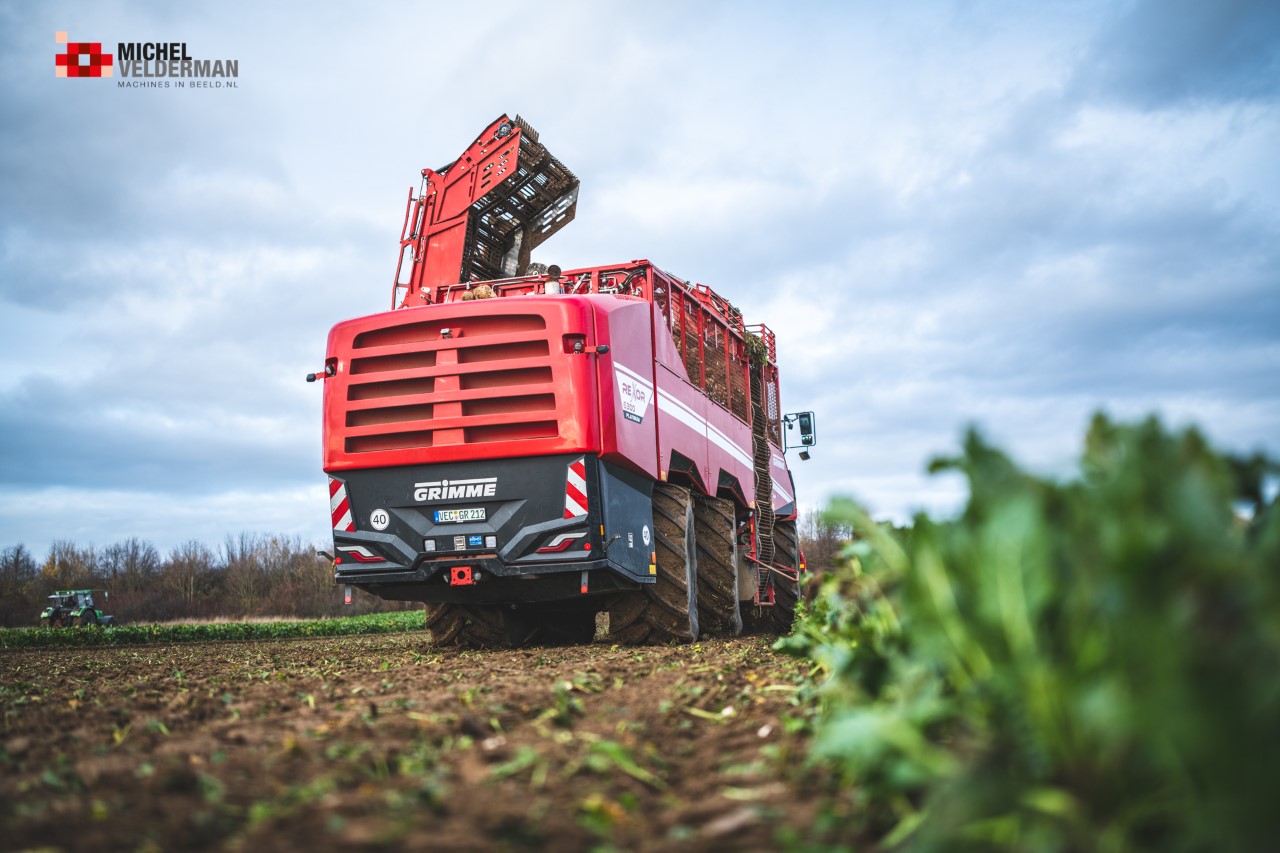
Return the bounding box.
[329,477,355,532]
[564,456,588,519]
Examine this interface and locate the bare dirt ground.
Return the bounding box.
[0,632,850,851]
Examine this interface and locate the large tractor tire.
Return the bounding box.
[75,611,98,628]
[423,603,507,648]
[39,617,51,629]
[768,519,802,635]
[693,495,742,638]
[741,518,802,636]
[604,484,699,644]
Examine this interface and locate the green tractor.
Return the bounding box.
[39,590,114,628]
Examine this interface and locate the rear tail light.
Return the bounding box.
[337,545,382,563]
[537,531,587,553]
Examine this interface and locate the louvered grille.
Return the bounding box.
[337,313,560,455]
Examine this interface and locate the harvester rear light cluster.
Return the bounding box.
[536,531,587,553]
[337,545,383,564]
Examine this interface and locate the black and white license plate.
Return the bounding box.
[433,507,486,523]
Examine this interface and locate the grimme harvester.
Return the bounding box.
[310,115,815,645]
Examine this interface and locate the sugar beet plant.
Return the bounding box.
[782,415,1280,852]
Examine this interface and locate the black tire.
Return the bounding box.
[768,519,801,635]
[423,603,506,648]
[39,617,51,629]
[75,611,98,628]
[604,484,699,644]
[740,518,801,635]
[694,495,742,637]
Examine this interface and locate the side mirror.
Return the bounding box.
[797,411,816,446]
[784,411,816,455]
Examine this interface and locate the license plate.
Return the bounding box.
[434,507,486,523]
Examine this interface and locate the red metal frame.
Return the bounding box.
[392,114,578,310]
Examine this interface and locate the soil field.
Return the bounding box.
[0,632,847,851]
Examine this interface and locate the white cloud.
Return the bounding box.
[1,0,1277,558]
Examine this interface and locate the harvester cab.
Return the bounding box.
[40,589,113,628]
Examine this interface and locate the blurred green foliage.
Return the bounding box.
[781,415,1280,851]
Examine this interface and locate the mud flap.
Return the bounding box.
[597,460,656,581]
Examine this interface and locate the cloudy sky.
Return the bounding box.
[2,1,1278,559]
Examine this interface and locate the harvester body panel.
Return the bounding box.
[323,297,601,472]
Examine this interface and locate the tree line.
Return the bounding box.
[0,535,412,628]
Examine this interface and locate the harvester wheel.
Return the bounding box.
[768,519,801,634]
[693,495,742,638]
[603,484,699,644]
[741,518,802,635]
[75,611,98,628]
[423,603,506,648]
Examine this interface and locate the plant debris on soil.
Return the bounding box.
[1,631,849,851]
[0,610,423,650]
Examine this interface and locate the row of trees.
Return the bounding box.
[0,535,411,628]
[795,506,854,577]
[0,509,850,628]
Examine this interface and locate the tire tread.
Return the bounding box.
[694,495,742,637]
[604,484,699,644]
